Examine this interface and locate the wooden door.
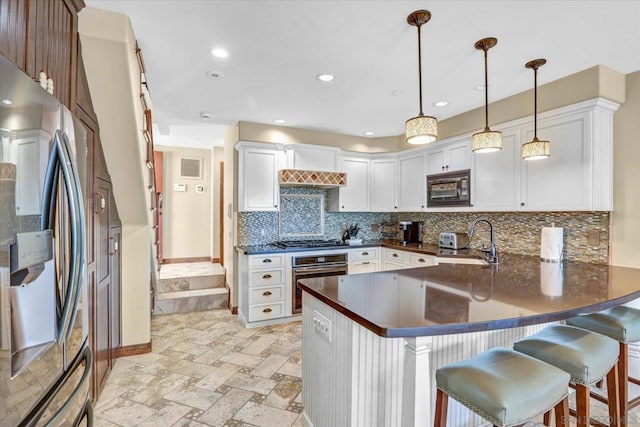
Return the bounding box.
[0,0,28,70]
[93,178,111,399]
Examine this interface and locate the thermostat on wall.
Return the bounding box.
[174,183,187,192]
[195,184,206,193]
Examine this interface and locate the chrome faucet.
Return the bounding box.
[468,218,499,264]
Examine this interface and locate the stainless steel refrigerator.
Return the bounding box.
[1,52,92,426]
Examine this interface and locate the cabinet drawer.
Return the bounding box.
[408,254,436,267]
[249,285,285,304]
[349,248,379,262]
[249,254,285,268]
[249,269,285,286]
[348,260,379,275]
[249,302,286,322]
[383,249,408,264]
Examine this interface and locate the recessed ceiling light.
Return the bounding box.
[200,112,213,120]
[434,101,449,107]
[1,98,13,105]
[364,131,375,136]
[211,48,229,58]
[391,90,403,96]
[316,73,335,82]
[274,119,286,124]
[474,84,488,90]
[206,70,224,79]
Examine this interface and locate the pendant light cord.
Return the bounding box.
[483,48,489,130]
[533,66,538,138]
[417,23,424,116]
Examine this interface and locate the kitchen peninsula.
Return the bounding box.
[297,255,640,427]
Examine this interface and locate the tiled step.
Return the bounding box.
[154,288,228,315]
[157,273,225,293]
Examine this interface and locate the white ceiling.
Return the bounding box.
[86,0,640,148]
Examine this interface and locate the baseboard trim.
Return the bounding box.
[225,281,238,314]
[211,257,220,263]
[163,257,210,264]
[115,341,152,358]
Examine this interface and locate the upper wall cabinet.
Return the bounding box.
[327,154,370,212]
[285,144,338,172]
[236,142,285,212]
[370,157,398,212]
[425,139,471,175]
[398,151,426,211]
[471,98,618,212]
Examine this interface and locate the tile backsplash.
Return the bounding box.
[391,211,610,264]
[236,186,610,264]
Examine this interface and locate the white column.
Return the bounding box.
[402,336,434,427]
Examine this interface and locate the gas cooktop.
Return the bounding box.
[274,239,347,249]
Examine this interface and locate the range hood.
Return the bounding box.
[279,169,347,187]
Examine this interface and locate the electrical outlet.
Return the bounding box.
[312,310,332,342]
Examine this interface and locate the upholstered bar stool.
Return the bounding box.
[514,324,621,427]
[434,347,571,427]
[567,305,640,424]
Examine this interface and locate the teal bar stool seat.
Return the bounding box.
[567,305,640,424]
[434,347,570,427]
[513,324,621,427]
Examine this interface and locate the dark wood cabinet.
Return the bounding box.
[0,0,27,69]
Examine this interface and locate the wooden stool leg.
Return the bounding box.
[434,388,448,427]
[543,410,551,426]
[554,397,570,427]
[576,384,590,427]
[619,343,629,425]
[606,361,621,427]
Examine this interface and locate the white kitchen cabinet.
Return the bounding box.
[370,157,398,212]
[472,128,521,211]
[348,247,379,274]
[407,253,437,267]
[12,130,49,216]
[238,253,288,326]
[398,152,426,211]
[327,154,370,212]
[380,248,412,271]
[286,144,338,171]
[425,139,471,175]
[236,142,285,211]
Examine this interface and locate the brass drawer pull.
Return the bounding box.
[262,258,272,263]
[263,291,272,296]
[263,308,272,313]
[363,261,370,265]
[263,274,272,279]
[392,253,399,258]
[418,258,426,263]
[362,251,369,256]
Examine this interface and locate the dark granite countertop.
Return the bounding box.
[236,240,485,258]
[297,254,640,338]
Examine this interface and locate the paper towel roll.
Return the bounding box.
[540,262,564,297]
[540,226,564,261]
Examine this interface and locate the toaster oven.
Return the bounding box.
[426,169,471,207]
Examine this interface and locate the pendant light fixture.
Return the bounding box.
[472,37,502,153]
[522,59,550,160]
[405,10,437,145]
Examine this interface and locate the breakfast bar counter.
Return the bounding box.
[297,255,640,427]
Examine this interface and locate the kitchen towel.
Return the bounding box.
[540,262,564,296]
[540,226,564,261]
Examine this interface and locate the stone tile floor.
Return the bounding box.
[94,310,303,426]
[95,308,640,426]
[159,262,226,280]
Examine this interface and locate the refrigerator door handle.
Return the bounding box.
[41,140,60,231]
[52,130,81,344]
[42,346,92,427]
[60,131,86,341]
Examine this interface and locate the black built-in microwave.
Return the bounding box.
[426,169,471,207]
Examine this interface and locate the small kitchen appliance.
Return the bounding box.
[399,221,423,246]
[438,232,469,249]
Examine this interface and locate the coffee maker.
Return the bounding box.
[399,221,423,246]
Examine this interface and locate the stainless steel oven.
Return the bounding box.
[292,253,348,314]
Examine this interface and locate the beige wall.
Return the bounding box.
[79,7,152,346]
[158,146,212,259]
[611,71,640,268]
